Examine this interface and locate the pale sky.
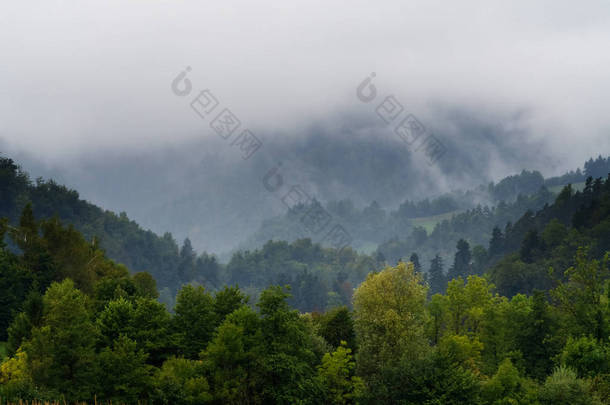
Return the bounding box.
[2,1,610,170]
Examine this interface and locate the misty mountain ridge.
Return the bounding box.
[5,107,566,255]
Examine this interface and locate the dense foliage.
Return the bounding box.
[2,253,609,403]
[377,186,556,269]
[0,157,217,294]
[2,155,610,403]
[241,170,559,252]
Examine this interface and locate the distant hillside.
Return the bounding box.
[486,174,610,296]
[238,159,600,259]
[0,156,217,292]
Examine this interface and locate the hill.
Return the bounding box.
[0,156,216,293]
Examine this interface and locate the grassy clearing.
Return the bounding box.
[548,181,586,194]
[411,210,463,233]
[412,181,588,233]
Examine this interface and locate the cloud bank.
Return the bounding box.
[1,0,609,171]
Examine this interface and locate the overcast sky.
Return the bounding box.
[2,1,610,171]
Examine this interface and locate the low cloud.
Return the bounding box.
[0,0,609,170]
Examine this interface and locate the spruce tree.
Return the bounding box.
[447,239,471,281]
[429,254,446,294]
[409,252,422,274]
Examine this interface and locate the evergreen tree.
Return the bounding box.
[519,230,541,263]
[448,239,472,281]
[177,238,196,286]
[429,254,446,295]
[409,253,422,274]
[195,252,220,288]
[518,290,557,380]
[488,226,504,258]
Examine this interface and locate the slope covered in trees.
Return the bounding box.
[239,165,594,254]
[377,186,556,270]
[0,156,218,293]
[224,238,382,312]
[2,168,610,403]
[485,175,610,297]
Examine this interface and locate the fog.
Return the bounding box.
[2,1,610,252]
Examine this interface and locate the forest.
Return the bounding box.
[1,153,610,403]
[5,1,610,402]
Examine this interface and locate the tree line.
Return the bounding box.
[2,176,610,403]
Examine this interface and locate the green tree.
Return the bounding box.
[471,245,488,275]
[541,219,567,249]
[213,285,249,323]
[445,275,493,336]
[489,226,505,258]
[23,279,98,400]
[4,288,41,352]
[518,290,557,380]
[386,349,483,405]
[132,271,159,299]
[429,254,446,295]
[132,297,174,366]
[173,285,216,358]
[0,252,33,342]
[481,358,537,405]
[353,262,429,401]
[560,336,610,378]
[257,286,321,404]
[479,293,532,375]
[520,230,541,263]
[177,238,196,285]
[552,249,610,340]
[96,335,152,403]
[427,293,448,345]
[9,205,57,290]
[96,297,136,348]
[153,357,212,405]
[317,306,356,350]
[316,342,364,405]
[448,239,472,280]
[203,287,322,405]
[409,252,421,273]
[202,306,263,404]
[538,366,602,405]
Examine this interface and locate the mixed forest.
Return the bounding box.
[1,155,610,403]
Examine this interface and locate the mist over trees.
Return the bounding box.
[3,1,610,402]
[2,152,610,403]
[9,107,566,254]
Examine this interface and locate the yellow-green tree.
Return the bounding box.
[316,341,364,404]
[353,262,429,399]
[445,275,494,336]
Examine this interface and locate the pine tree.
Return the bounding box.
[488,226,504,258]
[177,238,196,285]
[429,254,446,294]
[447,239,471,281]
[409,252,422,274]
[519,290,556,380]
[520,230,540,263]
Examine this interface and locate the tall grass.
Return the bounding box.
[0,401,146,405]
